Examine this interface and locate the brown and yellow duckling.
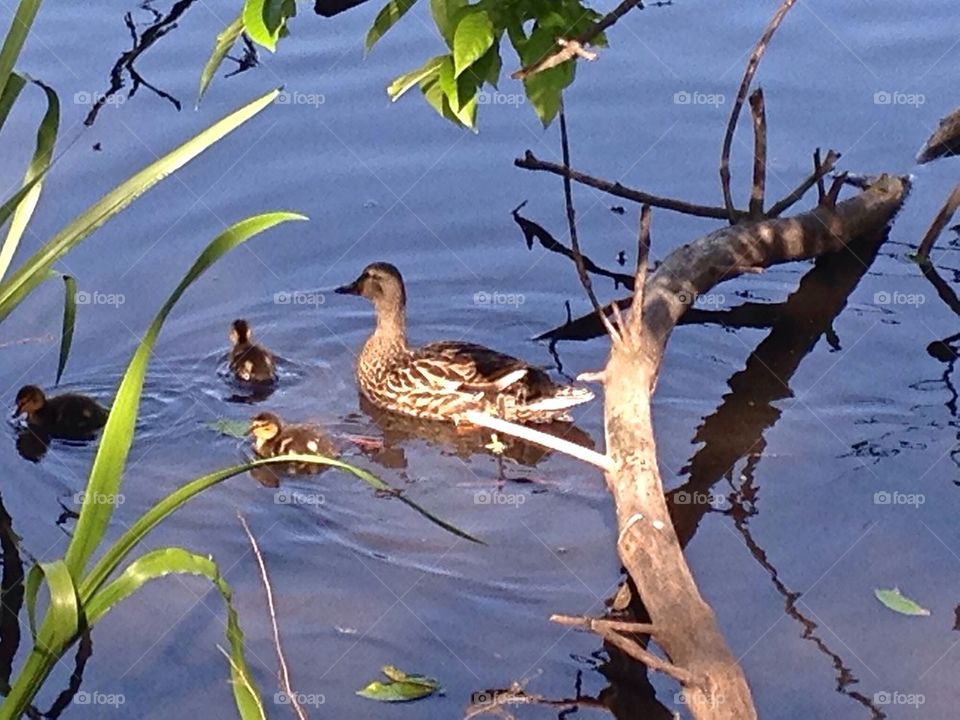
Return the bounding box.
[335,262,594,424]
[229,319,276,384]
[247,411,336,474]
[14,385,108,440]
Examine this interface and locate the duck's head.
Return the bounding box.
[14,385,45,416]
[335,262,406,311]
[230,319,253,346]
[248,412,282,441]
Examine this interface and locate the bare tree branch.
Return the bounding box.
[516,151,733,219]
[719,0,797,223]
[749,89,767,219]
[766,149,840,217]
[917,183,960,260]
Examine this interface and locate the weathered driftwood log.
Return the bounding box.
[595,174,907,720]
[917,107,960,164]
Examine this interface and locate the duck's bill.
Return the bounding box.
[334,277,362,295]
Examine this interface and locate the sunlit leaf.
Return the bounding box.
[357,666,441,702]
[0,0,42,101]
[0,77,58,282]
[875,587,930,617]
[0,70,25,134]
[242,0,289,51]
[387,55,444,102]
[430,0,467,48]
[519,27,575,126]
[453,8,494,77]
[198,14,244,104]
[366,0,419,53]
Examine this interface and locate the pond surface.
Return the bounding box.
[1,0,959,718]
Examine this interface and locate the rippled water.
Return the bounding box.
[1,0,959,718]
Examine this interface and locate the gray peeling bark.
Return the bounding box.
[600,174,908,720]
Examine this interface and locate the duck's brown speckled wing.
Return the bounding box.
[410,341,553,397]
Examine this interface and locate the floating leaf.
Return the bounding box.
[875,587,930,617]
[357,666,441,702]
[208,418,249,439]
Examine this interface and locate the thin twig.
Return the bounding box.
[464,412,614,471]
[512,0,645,79]
[917,184,960,260]
[748,89,767,219]
[766,149,840,217]
[559,106,621,340]
[238,513,308,720]
[814,149,826,202]
[550,613,657,636]
[595,625,700,687]
[719,0,797,223]
[516,151,731,219]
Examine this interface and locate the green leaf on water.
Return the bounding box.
[208,418,249,439]
[357,666,441,702]
[875,587,930,616]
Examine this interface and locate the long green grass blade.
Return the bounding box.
[63,212,305,579]
[0,71,26,134]
[0,0,42,102]
[85,547,265,719]
[80,454,480,603]
[55,273,75,384]
[0,88,281,323]
[2,560,79,720]
[0,78,59,282]
[198,15,243,105]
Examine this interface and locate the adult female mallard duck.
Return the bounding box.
[247,412,336,474]
[228,319,276,383]
[335,262,594,424]
[14,385,108,440]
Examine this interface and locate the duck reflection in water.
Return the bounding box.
[351,395,596,478]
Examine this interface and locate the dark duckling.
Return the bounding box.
[229,319,276,384]
[14,385,108,440]
[247,411,336,475]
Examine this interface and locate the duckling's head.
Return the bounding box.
[14,385,46,416]
[335,262,406,310]
[248,412,282,441]
[230,319,253,346]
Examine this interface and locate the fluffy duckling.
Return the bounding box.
[335,262,594,424]
[229,319,276,384]
[14,385,108,440]
[247,411,336,474]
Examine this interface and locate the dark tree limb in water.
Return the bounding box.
[764,149,840,217]
[917,107,960,164]
[916,184,960,260]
